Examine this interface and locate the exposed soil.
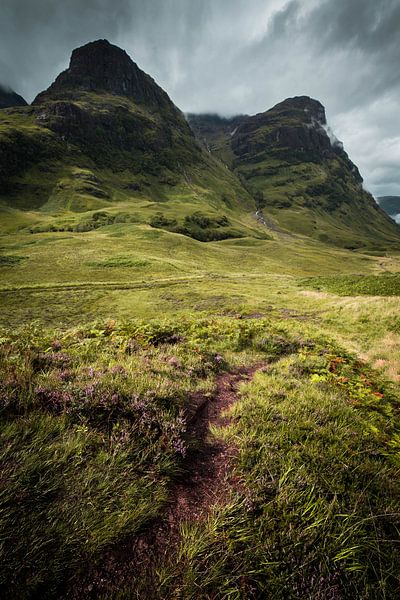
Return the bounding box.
[255,209,296,238]
[62,364,265,599]
[279,307,320,321]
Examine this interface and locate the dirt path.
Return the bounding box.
[64,364,265,599]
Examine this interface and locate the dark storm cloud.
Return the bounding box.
[296,0,400,107]
[0,0,399,196]
[310,0,400,53]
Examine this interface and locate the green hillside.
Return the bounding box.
[188,98,400,251]
[1,40,400,600]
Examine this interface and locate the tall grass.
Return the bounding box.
[151,342,400,599]
[0,316,292,597]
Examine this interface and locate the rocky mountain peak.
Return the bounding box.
[227,95,354,171]
[271,96,327,125]
[33,39,171,108]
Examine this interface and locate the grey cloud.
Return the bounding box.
[0,0,132,100]
[309,0,400,53]
[0,0,399,195]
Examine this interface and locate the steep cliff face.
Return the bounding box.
[0,85,27,109]
[232,97,332,157]
[229,97,362,181]
[188,98,400,250]
[30,40,199,170]
[189,97,361,179]
[33,39,172,108]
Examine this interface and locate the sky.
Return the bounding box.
[1,0,399,197]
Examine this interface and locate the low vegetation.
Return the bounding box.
[305,272,400,296]
[155,344,400,599]
[1,316,399,598]
[150,211,246,241]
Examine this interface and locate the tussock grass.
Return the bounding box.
[305,273,400,296]
[1,316,399,598]
[0,316,292,597]
[154,343,400,599]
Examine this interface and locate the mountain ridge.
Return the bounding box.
[0,40,255,239]
[0,41,399,251]
[33,39,174,109]
[188,97,400,250]
[0,84,28,109]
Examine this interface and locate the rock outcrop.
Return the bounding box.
[229,97,361,179]
[188,97,399,249]
[28,40,199,170]
[33,39,171,108]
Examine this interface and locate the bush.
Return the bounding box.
[150,211,240,242]
[149,213,177,228]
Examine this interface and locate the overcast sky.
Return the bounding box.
[1,0,399,196]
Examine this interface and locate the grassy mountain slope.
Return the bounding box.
[188,98,400,251]
[1,42,400,600]
[0,41,257,242]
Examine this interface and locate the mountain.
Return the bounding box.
[33,39,173,107]
[378,196,400,221]
[30,39,198,170]
[0,84,27,109]
[0,40,254,241]
[188,97,400,251]
[1,42,399,251]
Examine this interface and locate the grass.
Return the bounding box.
[0,316,282,597]
[304,273,400,296]
[3,316,398,597]
[1,218,400,598]
[0,215,399,382]
[153,344,400,599]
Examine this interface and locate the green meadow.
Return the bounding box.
[1,198,400,379]
[1,185,400,599]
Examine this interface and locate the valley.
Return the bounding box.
[1,39,400,599]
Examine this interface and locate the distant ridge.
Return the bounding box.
[377,196,400,220]
[0,84,27,109]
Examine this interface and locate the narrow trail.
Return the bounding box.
[65,364,265,599]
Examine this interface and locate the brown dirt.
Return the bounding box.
[62,364,265,599]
